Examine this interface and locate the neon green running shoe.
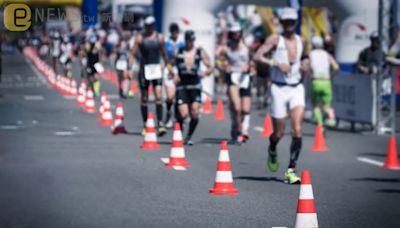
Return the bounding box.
[267,149,280,172]
[158,126,167,137]
[128,90,135,98]
[284,168,301,184]
[326,118,336,127]
[141,128,146,136]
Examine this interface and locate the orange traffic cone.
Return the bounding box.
[209,141,239,195]
[130,80,137,94]
[111,72,117,85]
[203,96,213,114]
[112,101,128,134]
[70,80,78,97]
[166,123,190,168]
[100,100,113,126]
[140,112,161,150]
[84,87,96,113]
[295,170,318,228]
[261,114,273,137]
[384,135,400,169]
[311,124,328,152]
[76,81,86,107]
[98,92,107,119]
[214,100,225,120]
[105,69,111,80]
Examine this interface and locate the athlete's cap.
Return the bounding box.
[229,23,242,32]
[144,16,156,25]
[185,30,196,41]
[280,7,298,21]
[311,36,323,47]
[370,31,379,40]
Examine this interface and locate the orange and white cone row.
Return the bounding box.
[84,88,96,113]
[295,170,318,228]
[70,80,78,97]
[100,100,113,126]
[112,101,127,134]
[165,123,189,168]
[98,92,107,118]
[140,112,161,149]
[209,141,239,195]
[76,81,86,107]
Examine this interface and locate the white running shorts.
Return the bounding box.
[270,83,305,118]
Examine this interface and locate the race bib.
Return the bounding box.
[116,59,128,71]
[144,64,162,80]
[231,72,250,89]
[94,62,104,73]
[60,54,69,64]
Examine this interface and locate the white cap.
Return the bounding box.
[144,16,156,25]
[229,22,242,32]
[311,36,323,47]
[280,7,298,20]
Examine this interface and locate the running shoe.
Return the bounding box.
[184,136,194,146]
[326,118,336,127]
[267,148,279,172]
[158,126,167,137]
[284,168,301,184]
[165,118,173,129]
[141,128,146,136]
[242,133,250,143]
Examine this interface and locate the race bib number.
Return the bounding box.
[60,54,69,64]
[144,64,162,80]
[94,63,104,73]
[116,59,128,71]
[231,72,250,89]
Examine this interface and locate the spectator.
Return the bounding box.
[356,32,384,75]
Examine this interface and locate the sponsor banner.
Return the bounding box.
[332,72,375,123]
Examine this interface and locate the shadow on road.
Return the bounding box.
[350,177,400,183]
[234,176,284,183]
[358,152,398,158]
[198,137,230,145]
[375,189,400,194]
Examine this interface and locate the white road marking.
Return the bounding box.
[54,131,75,136]
[253,126,263,132]
[357,157,384,167]
[24,95,44,101]
[160,158,186,171]
[63,95,76,100]
[1,125,18,130]
[107,94,120,100]
[161,158,169,164]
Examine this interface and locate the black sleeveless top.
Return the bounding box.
[176,47,202,87]
[140,32,161,65]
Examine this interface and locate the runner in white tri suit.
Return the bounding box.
[254,7,309,184]
[60,34,74,78]
[220,23,252,145]
[50,31,62,73]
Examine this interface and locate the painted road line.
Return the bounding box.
[357,157,384,168]
[161,158,169,164]
[24,95,44,101]
[64,95,76,100]
[1,125,18,130]
[107,94,120,100]
[253,126,263,132]
[160,158,186,171]
[54,131,76,136]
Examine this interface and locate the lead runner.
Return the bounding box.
[254,8,309,184]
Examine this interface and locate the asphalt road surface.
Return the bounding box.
[1,50,400,228]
